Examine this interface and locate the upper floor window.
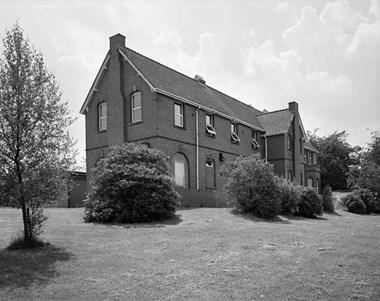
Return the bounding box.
[299,139,303,154]
[174,103,183,127]
[252,130,260,148]
[205,114,216,136]
[308,151,312,165]
[313,153,317,165]
[304,151,307,163]
[231,123,240,144]
[287,134,292,150]
[98,102,107,131]
[131,92,142,123]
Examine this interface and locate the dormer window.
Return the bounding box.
[252,130,260,148]
[131,92,142,123]
[205,114,216,136]
[231,123,240,144]
[98,102,107,131]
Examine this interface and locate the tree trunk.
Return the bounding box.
[21,200,31,242]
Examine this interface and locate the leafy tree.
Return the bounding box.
[308,130,359,190]
[365,131,380,166]
[84,143,179,223]
[0,23,75,244]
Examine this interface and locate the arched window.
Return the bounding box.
[287,134,291,150]
[173,153,189,188]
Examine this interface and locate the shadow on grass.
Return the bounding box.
[0,244,74,289]
[96,214,183,229]
[232,210,292,224]
[323,211,342,217]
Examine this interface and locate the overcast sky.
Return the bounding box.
[1,0,379,166]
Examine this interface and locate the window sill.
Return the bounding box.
[130,121,143,126]
[174,125,186,130]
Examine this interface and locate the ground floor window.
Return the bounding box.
[307,178,313,188]
[206,159,216,189]
[173,153,188,188]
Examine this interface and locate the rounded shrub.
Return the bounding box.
[224,156,281,219]
[276,177,302,215]
[342,193,367,214]
[322,185,335,213]
[353,189,379,214]
[84,143,180,223]
[295,187,323,218]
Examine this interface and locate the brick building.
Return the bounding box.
[80,33,320,206]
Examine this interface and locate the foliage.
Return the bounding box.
[276,177,301,215]
[322,185,335,213]
[295,187,323,218]
[354,189,380,214]
[0,23,75,243]
[224,156,281,219]
[308,130,360,190]
[341,194,367,214]
[84,143,180,223]
[365,131,380,166]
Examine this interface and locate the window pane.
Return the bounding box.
[231,124,235,133]
[175,114,183,126]
[175,104,182,115]
[206,114,211,125]
[133,108,142,122]
[133,93,141,108]
[175,161,185,187]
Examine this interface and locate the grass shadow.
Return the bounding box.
[231,210,291,224]
[0,244,74,289]
[96,214,183,229]
[323,211,342,217]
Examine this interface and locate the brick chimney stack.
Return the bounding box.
[109,33,126,51]
[289,101,299,113]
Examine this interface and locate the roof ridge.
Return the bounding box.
[123,46,202,85]
[257,108,291,116]
[123,46,262,115]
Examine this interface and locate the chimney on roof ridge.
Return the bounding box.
[289,101,298,113]
[110,33,126,50]
[194,74,206,85]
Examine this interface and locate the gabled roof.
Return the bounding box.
[118,47,264,131]
[256,109,294,136]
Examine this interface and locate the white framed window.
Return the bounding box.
[206,159,216,189]
[131,92,142,123]
[98,102,107,131]
[205,114,216,136]
[174,103,183,127]
[308,152,312,165]
[251,131,260,148]
[231,123,240,143]
[287,134,291,150]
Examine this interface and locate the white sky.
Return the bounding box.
[1,0,379,167]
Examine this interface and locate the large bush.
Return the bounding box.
[322,185,335,213]
[353,189,380,214]
[224,156,281,218]
[84,143,180,223]
[277,177,301,215]
[341,193,367,214]
[295,187,323,218]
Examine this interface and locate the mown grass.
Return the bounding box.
[0,207,379,300]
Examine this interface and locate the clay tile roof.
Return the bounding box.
[256,109,294,136]
[119,47,264,130]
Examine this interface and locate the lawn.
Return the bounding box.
[0,207,379,301]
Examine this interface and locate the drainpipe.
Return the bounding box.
[264,135,268,162]
[196,107,200,191]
